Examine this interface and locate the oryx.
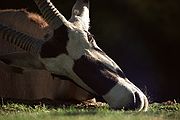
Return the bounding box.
[0,0,148,111]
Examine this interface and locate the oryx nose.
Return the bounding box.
[134,92,143,109]
[124,92,143,110]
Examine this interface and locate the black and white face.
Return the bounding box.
[65,25,148,111]
[38,0,148,111]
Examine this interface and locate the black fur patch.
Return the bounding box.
[73,55,119,96]
[40,25,68,58]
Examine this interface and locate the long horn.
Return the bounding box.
[0,24,44,55]
[33,0,68,29]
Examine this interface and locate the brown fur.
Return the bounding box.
[0,9,52,40]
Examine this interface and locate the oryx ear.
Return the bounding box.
[70,0,90,30]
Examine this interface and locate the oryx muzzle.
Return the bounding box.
[0,0,148,111]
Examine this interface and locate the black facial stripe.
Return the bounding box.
[86,31,105,54]
[92,46,126,79]
[40,25,68,58]
[73,55,119,96]
[93,46,126,79]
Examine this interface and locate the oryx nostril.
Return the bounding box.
[134,92,142,109]
[125,92,142,110]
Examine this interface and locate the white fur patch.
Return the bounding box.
[79,6,90,31]
[40,54,95,94]
[70,4,90,31]
[66,29,90,60]
[103,77,148,111]
[102,78,134,108]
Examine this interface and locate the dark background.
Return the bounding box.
[0,0,180,102]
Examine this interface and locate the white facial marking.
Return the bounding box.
[102,78,134,108]
[40,54,73,76]
[79,6,90,31]
[67,29,90,60]
[143,95,149,111]
[40,54,95,94]
[70,5,90,31]
[103,77,148,111]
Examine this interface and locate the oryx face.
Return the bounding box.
[41,0,148,111]
[0,0,148,111]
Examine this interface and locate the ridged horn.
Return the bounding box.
[33,0,68,29]
[0,24,44,55]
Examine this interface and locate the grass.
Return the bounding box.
[0,101,179,120]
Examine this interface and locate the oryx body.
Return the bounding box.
[0,0,148,111]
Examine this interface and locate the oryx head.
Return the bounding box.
[0,0,148,111]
